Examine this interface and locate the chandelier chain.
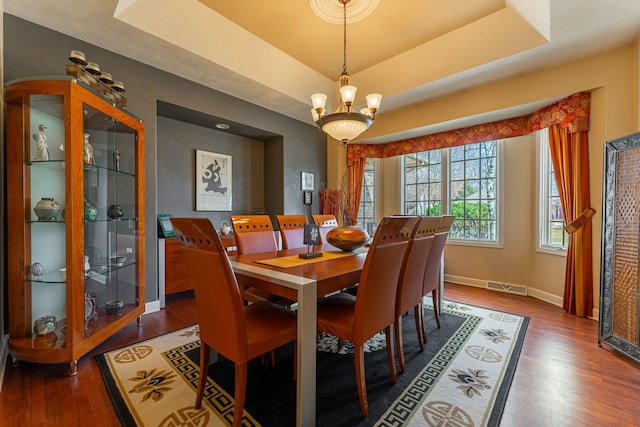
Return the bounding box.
[342,0,347,74]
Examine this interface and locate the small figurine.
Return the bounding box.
[83,133,94,164]
[32,124,50,161]
[113,148,120,171]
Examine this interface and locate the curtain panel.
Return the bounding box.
[548,125,594,318]
[344,91,592,317]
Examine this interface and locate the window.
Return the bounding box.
[537,130,568,251]
[356,158,376,233]
[449,142,498,240]
[404,150,442,216]
[402,140,500,243]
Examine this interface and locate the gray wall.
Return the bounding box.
[3,15,327,305]
[157,116,268,223]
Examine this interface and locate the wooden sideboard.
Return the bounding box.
[163,234,237,295]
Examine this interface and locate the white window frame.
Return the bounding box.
[536,130,568,255]
[357,158,378,235]
[400,141,504,248]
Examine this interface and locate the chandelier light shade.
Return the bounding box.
[310,0,381,145]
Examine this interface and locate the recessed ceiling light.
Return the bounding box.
[215,123,230,130]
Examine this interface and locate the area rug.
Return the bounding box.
[96,301,528,426]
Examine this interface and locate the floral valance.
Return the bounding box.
[346,91,591,164]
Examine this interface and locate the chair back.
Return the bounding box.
[276,214,308,250]
[170,218,248,360]
[354,216,418,344]
[311,214,338,244]
[422,215,455,295]
[396,216,442,315]
[231,215,278,255]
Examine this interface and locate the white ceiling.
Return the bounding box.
[4,0,640,143]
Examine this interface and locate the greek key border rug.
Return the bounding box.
[96,301,528,426]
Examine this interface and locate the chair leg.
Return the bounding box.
[354,344,369,417]
[195,343,210,409]
[385,325,397,383]
[394,317,406,373]
[232,362,248,427]
[413,304,425,351]
[432,289,441,329]
[420,299,427,344]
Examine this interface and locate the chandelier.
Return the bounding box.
[310,0,381,145]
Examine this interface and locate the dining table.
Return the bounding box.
[228,244,367,427]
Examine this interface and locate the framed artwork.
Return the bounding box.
[195,150,232,211]
[301,171,315,191]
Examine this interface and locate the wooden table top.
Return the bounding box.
[229,245,366,298]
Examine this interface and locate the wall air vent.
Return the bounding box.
[486,281,528,296]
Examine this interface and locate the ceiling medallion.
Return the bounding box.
[310,0,379,24]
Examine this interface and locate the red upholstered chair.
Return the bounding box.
[316,215,418,417]
[169,218,297,427]
[276,214,308,250]
[394,216,441,372]
[231,215,278,254]
[311,214,338,244]
[230,215,286,306]
[419,215,455,343]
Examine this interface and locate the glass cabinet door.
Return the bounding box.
[28,94,67,340]
[83,104,139,338]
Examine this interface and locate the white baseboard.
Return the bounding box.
[445,275,486,288]
[0,333,9,394]
[526,287,563,307]
[445,274,563,306]
[444,274,600,321]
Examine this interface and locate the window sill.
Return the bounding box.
[536,246,567,257]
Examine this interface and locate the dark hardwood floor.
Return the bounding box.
[1,283,639,426]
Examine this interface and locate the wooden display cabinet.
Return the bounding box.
[6,77,145,374]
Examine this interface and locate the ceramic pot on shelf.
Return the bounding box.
[84,199,98,221]
[34,197,62,221]
[107,204,124,220]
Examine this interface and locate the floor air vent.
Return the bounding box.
[486,281,528,296]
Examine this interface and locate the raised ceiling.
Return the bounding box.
[5,0,640,143]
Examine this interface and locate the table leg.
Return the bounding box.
[296,280,317,427]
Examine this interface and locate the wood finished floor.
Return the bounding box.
[1,282,639,426]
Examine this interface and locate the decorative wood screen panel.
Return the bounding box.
[600,132,640,363]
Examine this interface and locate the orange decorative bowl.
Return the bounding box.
[326,226,369,251]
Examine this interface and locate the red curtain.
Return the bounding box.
[346,157,366,226]
[548,125,594,317]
